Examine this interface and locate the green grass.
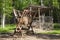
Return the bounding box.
[0,23,60,34]
[40,30,60,34]
[0,24,16,33]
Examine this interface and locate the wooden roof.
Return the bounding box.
[29,5,51,9]
[26,5,51,13]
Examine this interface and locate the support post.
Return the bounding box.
[38,8,41,29]
[29,6,32,17]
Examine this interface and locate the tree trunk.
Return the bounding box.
[1,14,5,28]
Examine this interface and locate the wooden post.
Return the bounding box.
[38,7,41,29]
[42,13,45,24]
[29,6,32,17]
[50,9,53,23]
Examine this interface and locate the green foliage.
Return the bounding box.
[0,0,13,23]
[53,0,59,8]
[13,0,29,10]
[0,0,3,12]
[54,23,60,30]
[13,0,39,10]
[0,0,60,24]
[52,0,60,23]
[2,0,13,17]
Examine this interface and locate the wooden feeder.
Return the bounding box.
[26,5,53,31]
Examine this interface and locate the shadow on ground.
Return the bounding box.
[33,33,60,39]
[0,33,60,39]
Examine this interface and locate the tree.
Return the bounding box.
[12,0,39,10]
[52,0,60,23]
[1,0,13,28]
[0,0,3,27]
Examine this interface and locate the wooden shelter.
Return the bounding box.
[26,5,53,31]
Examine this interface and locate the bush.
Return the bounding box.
[54,23,60,30]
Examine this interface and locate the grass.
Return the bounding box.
[0,24,16,33]
[40,30,60,34]
[0,23,60,34]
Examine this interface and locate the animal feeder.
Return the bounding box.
[27,5,53,31]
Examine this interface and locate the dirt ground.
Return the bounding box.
[0,33,60,40]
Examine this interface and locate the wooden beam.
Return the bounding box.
[38,8,41,28]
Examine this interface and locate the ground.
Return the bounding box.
[0,33,60,40]
[0,24,60,40]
